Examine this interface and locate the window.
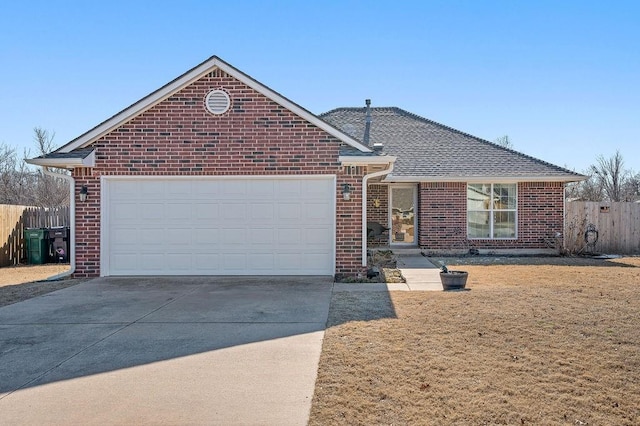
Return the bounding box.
[467,183,517,239]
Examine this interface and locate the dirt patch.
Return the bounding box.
[0,264,85,307]
[337,250,406,283]
[310,257,640,425]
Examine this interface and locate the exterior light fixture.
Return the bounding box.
[79,185,88,202]
[373,198,381,208]
[342,183,352,201]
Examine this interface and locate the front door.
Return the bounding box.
[390,185,417,245]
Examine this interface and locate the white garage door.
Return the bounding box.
[101,176,335,276]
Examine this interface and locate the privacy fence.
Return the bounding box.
[0,205,70,267]
[3,202,638,266]
[565,201,640,255]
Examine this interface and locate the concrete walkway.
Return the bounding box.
[0,276,333,426]
[333,253,444,292]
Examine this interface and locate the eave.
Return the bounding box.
[55,56,371,154]
[339,155,396,166]
[25,150,96,169]
[384,174,587,183]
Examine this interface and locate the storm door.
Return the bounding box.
[390,185,417,245]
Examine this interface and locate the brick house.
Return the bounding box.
[28,56,584,278]
[320,107,585,254]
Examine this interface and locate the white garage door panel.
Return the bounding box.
[103,177,335,276]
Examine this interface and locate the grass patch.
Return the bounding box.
[310,257,640,425]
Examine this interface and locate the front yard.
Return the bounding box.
[0,264,82,307]
[2,257,639,424]
[310,256,640,425]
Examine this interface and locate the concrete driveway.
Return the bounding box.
[0,276,333,425]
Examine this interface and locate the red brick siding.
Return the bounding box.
[337,167,367,276]
[71,69,363,277]
[366,184,389,246]
[418,181,565,252]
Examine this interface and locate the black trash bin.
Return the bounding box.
[24,228,49,265]
[47,226,70,263]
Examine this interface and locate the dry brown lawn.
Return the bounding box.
[310,257,640,425]
[0,264,83,307]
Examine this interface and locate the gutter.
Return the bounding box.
[387,175,587,183]
[41,167,75,280]
[361,162,394,266]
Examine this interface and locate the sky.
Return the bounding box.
[1,1,639,174]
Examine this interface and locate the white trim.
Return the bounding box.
[385,174,585,183]
[100,175,109,277]
[58,56,371,154]
[25,150,95,169]
[467,183,518,240]
[389,184,418,247]
[361,163,394,266]
[100,174,336,277]
[42,168,76,280]
[205,89,231,114]
[100,174,334,181]
[339,155,396,165]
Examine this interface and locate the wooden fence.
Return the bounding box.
[565,201,640,255]
[0,205,70,267]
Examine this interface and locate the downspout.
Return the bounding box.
[42,167,76,280]
[361,162,394,266]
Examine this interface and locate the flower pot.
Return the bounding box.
[440,271,468,291]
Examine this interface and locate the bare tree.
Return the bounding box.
[622,172,640,201]
[32,127,69,207]
[494,135,514,149]
[566,171,603,201]
[0,142,36,205]
[591,150,630,202]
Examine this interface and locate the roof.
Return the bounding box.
[26,148,95,168]
[43,56,372,157]
[320,107,586,182]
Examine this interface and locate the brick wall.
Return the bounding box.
[366,184,389,246]
[418,181,565,252]
[337,167,367,276]
[71,68,363,277]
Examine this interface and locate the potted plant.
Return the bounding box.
[439,263,469,291]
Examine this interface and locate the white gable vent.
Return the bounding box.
[205,89,231,115]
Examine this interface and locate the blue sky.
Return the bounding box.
[2,1,638,173]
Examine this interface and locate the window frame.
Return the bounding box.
[467,183,518,240]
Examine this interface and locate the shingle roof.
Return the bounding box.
[321,107,584,181]
[33,148,94,160]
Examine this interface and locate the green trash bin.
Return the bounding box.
[24,228,49,265]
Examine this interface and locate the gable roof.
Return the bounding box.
[320,107,586,182]
[54,56,372,155]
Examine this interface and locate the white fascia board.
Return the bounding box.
[339,155,396,165]
[101,174,335,181]
[385,174,587,183]
[25,151,95,169]
[59,60,220,153]
[59,56,371,154]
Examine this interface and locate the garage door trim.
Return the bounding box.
[100,175,336,276]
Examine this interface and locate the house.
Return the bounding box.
[320,106,585,252]
[27,56,584,279]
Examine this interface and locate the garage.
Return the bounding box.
[101,176,336,276]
